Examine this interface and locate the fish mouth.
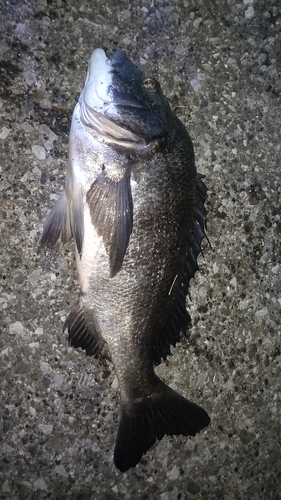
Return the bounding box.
[79,49,151,145]
[83,48,145,109]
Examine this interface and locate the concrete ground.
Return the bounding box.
[0,0,280,498]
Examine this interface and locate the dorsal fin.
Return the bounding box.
[153,175,208,365]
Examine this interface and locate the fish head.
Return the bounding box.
[79,48,170,145]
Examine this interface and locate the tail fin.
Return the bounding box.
[114,379,210,472]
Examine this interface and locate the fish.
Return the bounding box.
[39,47,210,472]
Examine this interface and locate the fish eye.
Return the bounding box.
[143,78,157,93]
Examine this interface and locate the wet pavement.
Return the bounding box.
[0,0,280,499]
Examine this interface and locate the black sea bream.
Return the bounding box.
[40,48,210,472]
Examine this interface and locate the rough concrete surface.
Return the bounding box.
[0,0,280,499]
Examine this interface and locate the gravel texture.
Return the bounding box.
[0,0,280,499]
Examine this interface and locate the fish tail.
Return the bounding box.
[114,378,210,472]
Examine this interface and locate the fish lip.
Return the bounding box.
[80,48,113,108]
[96,85,146,110]
[106,99,146,110]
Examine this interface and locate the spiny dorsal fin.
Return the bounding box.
[152,175,208,365]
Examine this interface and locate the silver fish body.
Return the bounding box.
[40,48,210,472]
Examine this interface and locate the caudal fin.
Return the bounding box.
[114,379,210,472]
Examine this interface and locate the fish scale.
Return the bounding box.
[39,47,210,472]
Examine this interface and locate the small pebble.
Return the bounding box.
[2,480,10,492]
[2,443,14,454]
[245,6,254,18]
[255,309,268,317]
[54,464,68,477]
[0,127,11,140]
[34,327,43,335]
[0,40,9,52]
[32,145,46,160]
[9,322,24,335]
[166,465,180,480]
[33,478,48,491]
[28,270,41,284]
[40,362,51,375]
[162,6,174,14]
[20,122,34,133]
[38,424,53,434]
[23,71,36,85]
[54,374,64,387]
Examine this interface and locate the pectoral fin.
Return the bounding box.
[71,183,84,256]
[39,191,72,248]
[86,170,133,277]
[39,184,84,255]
